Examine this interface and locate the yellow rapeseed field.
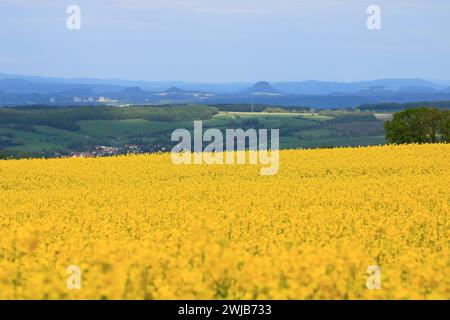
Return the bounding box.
[0,144,449,300]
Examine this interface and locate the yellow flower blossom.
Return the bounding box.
[0,144,448,299]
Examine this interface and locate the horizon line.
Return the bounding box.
[1,72,449,85]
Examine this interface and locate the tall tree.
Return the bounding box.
[385,107,449,144]
[440,110,450,142]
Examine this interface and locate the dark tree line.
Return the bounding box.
[361,100,450,112]
[0,105,219,131]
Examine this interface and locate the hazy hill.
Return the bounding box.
[246,81,281,94]
[272,79,444,95]
[2,73,450,108]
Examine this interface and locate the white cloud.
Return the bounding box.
[0,55,14,64]
[0,0,346,13]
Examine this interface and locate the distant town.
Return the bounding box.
[69,143,169,158]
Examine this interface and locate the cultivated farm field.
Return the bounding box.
[0,144,448,299]
[0,106,387,157]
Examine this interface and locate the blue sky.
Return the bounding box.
[0,0,449,82]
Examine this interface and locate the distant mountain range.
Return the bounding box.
[1,73,450,108]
